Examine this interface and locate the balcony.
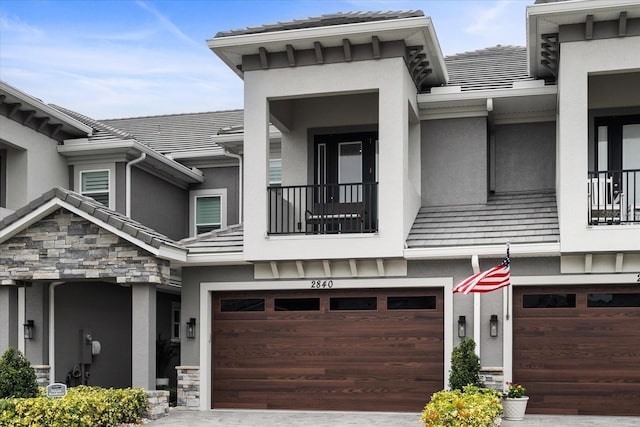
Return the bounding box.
[267,182,378,235]
[588,170,640,225]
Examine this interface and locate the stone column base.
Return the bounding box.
[145,390,170,420]
[176,366,200,409]
[32,365,51,387]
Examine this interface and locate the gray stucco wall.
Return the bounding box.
[180,265,254,365]
[55,281,132,388]
[156,291,180,387]
[421,117,487,206]
[408,257,560,367]
[25,283,49,365]
[131,167,188,240]
[494,122,556,193]
[191,166,240,226]
[0,286,17,354]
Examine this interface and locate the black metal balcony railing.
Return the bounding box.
[588,170,640,225]
[267,182,378,235]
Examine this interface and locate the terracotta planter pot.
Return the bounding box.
[502,396,529,420]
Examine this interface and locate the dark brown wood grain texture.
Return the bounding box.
[513,285,640,416]
[212,288,444,411]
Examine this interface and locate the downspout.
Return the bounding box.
[223,150,243,223]
[126,152,146,217]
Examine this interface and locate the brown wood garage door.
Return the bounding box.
[514,285,640,416]
[212,288,444,411]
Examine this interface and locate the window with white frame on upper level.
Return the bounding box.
[190,188,227,235]
[80,170,110,207]
[269,159,282,186]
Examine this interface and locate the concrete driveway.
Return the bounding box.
[146,409,640,426]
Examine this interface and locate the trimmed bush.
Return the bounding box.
[0,348,38,399]
[420,385,502,427]
[448,338,482,391]
[0,386,147,426]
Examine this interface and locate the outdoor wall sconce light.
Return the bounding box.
[489,315,499,338]
[457,316,466,338]
[186,318,196,339]
[24,320,35,340]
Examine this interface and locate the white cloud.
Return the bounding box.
[465,0,513,35]
[135,0,200,48]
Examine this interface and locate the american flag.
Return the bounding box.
[453,247,511,294]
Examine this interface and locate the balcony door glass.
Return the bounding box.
[338,141,362,202]
[623,124,640,212]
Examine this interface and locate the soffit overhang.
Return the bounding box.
[208,16,448,88]
[58,138,204,185]
[527,0,640,79]
[0,81,93,139]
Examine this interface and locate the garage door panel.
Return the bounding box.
[213,288,443,411]
[514,285,640,416]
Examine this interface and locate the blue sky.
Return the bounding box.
[0,0,532,119]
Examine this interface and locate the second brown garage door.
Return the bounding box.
[513,285,640,416]
[212,288,444,411]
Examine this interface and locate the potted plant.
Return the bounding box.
[502,382,528,420]
[156,334,178,388]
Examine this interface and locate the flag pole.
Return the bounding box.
[506,241,511,320]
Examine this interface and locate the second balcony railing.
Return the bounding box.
[267,182,378,235]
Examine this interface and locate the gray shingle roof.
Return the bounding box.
[406,191,559,248]
[443,46,532,91]
[102,110,244,155]
[0,187,183,251]
[180,224,244,253]
[215,10,424,38]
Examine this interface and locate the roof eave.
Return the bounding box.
[404,242,561,260]
[208,16,447,84]
[58,139,204,184]
[1,81,93,136]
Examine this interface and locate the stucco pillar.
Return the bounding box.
[25,282,48,365]
[131,283,156,389]
[0,285,18,354]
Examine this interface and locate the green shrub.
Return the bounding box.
[448,338,482,391]
[0,386,147,426]
[0,348,38,399]
[420,385,502,427]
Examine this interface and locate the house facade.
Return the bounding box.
[1,0,639,416]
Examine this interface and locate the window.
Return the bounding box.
[387,296,436,310]
[190,189,227,236]
[220,299,265,312]
[80,170,109,206]
[171,302,181,342]
[330,297,377,311]
[269,159,281,186]
[523,294,576,308]
[274,298,320,311]
[587,293,640,307]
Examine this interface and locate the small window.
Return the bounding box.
[274,298,320,311]
[196,196,221,233]
[330,297,377,311]
[523,294,576,308]
[81,170,109,206]
[588,293,640,307]
[191,188,227,236]
[269,159,282,186]
[171,302,181,342]
[220,299,265,312]
[387,296,436,310]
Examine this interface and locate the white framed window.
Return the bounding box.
[171,302,181,342]
[190,188,227,236]
[80,169,110,207]
[269,159,282,186]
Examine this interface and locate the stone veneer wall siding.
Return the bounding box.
[145,390,170,420]
[0,209,170,284]
[176,366,200,409]
[32,365,51,387]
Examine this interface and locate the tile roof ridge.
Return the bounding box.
[101,108,244,122]
[446,45,526,58]
[179,223,244,244]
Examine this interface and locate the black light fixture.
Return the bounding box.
[489,314,499,338]
[24,320,34,340]
[186,318,196,339]
[457,315,466,338]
